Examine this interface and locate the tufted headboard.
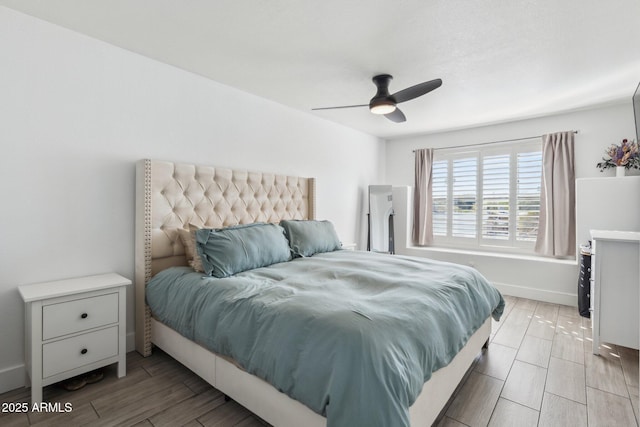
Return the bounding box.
[134,159,316,355]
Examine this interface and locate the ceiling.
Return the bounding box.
[2,0,640,139]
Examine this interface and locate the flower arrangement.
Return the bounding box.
[596,139,640,171]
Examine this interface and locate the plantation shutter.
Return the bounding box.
[431,160,448,236]
[451,157,477,238]
[517,151,542,242]
[482,154,510,240]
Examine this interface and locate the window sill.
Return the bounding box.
[404,245,578,265]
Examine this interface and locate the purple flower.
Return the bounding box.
[598,139,640,170]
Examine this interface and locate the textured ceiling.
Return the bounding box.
[2,0,640,138]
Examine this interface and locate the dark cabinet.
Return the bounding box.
[578,251,591,318]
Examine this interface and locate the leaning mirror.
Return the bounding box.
[368,185,394,253]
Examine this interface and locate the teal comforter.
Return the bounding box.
[146,250,504,427]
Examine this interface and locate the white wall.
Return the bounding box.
[385,102,638,304]
[576,176,640,245]
[0,7,384,392]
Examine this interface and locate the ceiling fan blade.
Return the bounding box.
[385,108,406,123]
[392,78,442,104]
[311,104,369,111]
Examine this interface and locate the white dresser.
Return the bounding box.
[18,273,131,403]
[590,230,640,355]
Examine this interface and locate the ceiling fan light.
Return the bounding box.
[370,102,396,115]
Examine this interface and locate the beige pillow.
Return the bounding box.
[177,224,205,273]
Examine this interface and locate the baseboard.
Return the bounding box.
[493,282,578,306]
[0,363,26,394]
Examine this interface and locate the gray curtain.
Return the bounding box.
[535,131,576,257]
[413,148,434,246]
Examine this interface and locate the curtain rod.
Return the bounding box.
[412,130,579,152]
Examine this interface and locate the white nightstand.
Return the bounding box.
[18,273,131,404]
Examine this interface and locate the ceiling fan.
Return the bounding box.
[312,74,442,123]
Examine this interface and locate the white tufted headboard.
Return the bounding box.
[134,159,316,356]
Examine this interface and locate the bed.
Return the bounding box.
[134,159,504,427]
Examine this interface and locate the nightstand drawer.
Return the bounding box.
[42,292,118,340]
[42,326,118,378]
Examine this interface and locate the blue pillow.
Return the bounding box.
[280,220,342,257]
[195,223,291,278]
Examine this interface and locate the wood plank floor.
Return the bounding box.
[1,296,638,426]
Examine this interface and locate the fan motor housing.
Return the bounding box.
[369,74,396,113]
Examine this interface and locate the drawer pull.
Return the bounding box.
[80,348,88,355]
[81,313,88,319]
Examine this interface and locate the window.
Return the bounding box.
[430,141,542,252]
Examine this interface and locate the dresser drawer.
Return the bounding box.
[42,326,118,378]
[42,293,118,340]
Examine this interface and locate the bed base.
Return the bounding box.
[136,160,492,426]
[151,317,491,427]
